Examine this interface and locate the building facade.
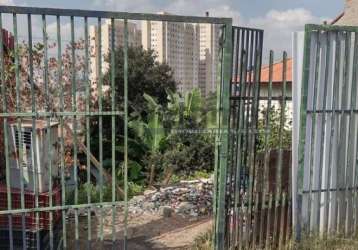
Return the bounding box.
[90,13,221,97]
[142,13,200,94]
[89,19,141,82]
[199,23,220,97]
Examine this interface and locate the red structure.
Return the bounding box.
[2,28,14,51]
[0,185,62,230]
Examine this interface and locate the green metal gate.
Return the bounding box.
[0,5,233,249]
[217,26,293,249]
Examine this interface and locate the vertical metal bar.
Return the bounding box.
[227,27,239,249]
[56,15,67,249]
[273,51,287,247]
[260,50,274,248]
[279,192,287,249]
[344,31,358,237]
[353,33,358,238]
[328,31,342,234]
[215,20,232,250]
[0,13,14,250]
[213,24,225,250]
[306,31,321,235]
[311,31,328,233]
[228,28,237,248]
[321,31,336,235]
[233,31,247,250]
[279,53,288,249]
[42,14,55,250]
[247,37,261,249]
[265,193,273,249]
[231,27,241,248]
[13,13,27,249]
[27,14,41,250]
[96,17,104,245]
[84,16,92,249]
[297,27,317,238]
[337,32,350,235]
[240,31,251,250]
[239,29,248,250]
[110,17,116,248]
[239,51,249,250]
[242,29,252,249]
[123,18,129,250]
[70,16,80,248]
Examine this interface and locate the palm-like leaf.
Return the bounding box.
[129,93,165,152]
[184,88,203,123]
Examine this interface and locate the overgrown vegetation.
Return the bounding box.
[5,40,215,199]
[257,105,292,152]
[89,46,216,193]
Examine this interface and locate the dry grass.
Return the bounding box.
[192,232,358,250]
[292,236,358,250]
[191,229,212,250]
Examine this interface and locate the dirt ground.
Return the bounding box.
[67,208,212,249]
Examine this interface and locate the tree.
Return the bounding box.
[90,46,177,173]
[104,47,176,114]
[257,105,292,152]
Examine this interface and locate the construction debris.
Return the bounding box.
[128,178,213,217]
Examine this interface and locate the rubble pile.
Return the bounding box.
[129,178,213,217]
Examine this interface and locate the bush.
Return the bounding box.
[257,106,292,152]
[67,183,119,204]
[147,133,214,184]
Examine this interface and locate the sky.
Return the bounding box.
[0,0,346,62]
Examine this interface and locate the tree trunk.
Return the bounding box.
[149,164,155,186]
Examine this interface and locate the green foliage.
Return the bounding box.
[90,47,217,188]
[104,47,176,113]
[257,105,292,152]
[74,181,144,204]
[203,91,217,129]
[166,88,204,127]
[73,183,116,204]
[170,170,212,184]
[90,46,177,186]
[187,170,212,180]
[129,93,166,153]
[128,182,144,197]
[116,160,146,184]
[156,133,215,178]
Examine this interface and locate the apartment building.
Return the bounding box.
[89,19,141,82]
[142,12,200,94]
[199,22,221,97]
[90,13,221,97]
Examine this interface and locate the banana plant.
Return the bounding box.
[129,93,166,185]
[167,88,204,128]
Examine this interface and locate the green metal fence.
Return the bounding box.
[297,24,358,238]
[0,5,233,249]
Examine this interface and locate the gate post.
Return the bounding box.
[214,19,233,250]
